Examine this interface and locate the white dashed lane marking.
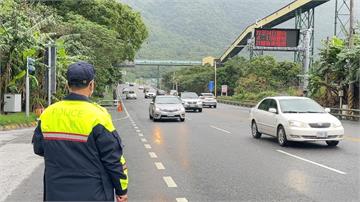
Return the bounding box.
[144,144,152,149]
[210,125,231,134]
[136,130,141,133]
[163,176,177,188]
[141,138,147,142]
[155,162,165,170]
[176,198,188,202]
[138,133,144,137]
[149,152,158,158]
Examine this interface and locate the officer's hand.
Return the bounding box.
[116,194,128,202]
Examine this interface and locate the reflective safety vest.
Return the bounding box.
[32,93,128,201]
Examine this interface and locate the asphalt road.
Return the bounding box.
[1,86,359,202]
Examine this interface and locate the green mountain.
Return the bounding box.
[120,0,358,61]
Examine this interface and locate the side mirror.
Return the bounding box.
[325,108,331,113]
[269,108,277,114]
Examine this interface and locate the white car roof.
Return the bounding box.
[265,96,310,100]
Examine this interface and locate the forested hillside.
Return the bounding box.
[120,0,358,60]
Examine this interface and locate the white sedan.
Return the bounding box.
[249,96,344,147]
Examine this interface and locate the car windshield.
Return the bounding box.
[181,92,198,99]
[155,97,181,104]
[279,98,325,113]
[201,93,214,97]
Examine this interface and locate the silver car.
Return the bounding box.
[149,96,186,122]
[200,93,217,108]
[181,92,202,112]
[126,91,137,99]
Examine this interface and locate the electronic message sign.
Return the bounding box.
[255,28,300,48]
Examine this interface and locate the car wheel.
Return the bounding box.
[199,109,202,112]
[153,118,158,122]
[214,105,217,108]
[326,141,339,147]
[277,126,288,147]
[149,114,153,120]
[180,118,185,122]
[251,121,261,139]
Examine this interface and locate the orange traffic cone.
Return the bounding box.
[117,102,123,112]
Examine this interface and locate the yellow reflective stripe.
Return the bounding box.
[120,178,128,190]
[120,155,126,165]
[40,100,115,135]
[119,155,128,190]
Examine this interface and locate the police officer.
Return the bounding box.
[32,61,128,202]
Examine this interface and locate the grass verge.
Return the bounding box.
[0,112,37,126]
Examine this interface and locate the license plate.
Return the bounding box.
[317,131,328,138]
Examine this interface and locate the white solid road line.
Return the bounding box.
[176,198,189,202]
[155,162,165,170]
[144,144,152,149]
[210,125,231,134]
[277,150,347,175]
[163,176,177,187]
[141,138,147,142]
[138,133,144,137]
[149,152,158,158]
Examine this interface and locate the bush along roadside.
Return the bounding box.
[0,113,37,131]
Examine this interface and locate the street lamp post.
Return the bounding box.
[214,61,217,97]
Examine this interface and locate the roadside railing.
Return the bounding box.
[328,108,360,121]
[217,98,359,121]
[217,99,256,108]
[97,99,119,107]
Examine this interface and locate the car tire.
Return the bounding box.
[153,118,158,122]
[199,109,202,112]
[180,118,185,122]
[326,141,339,147]
[149,114,153,120]
[277,126,288,147]
[251,121,261,139]
[214,105,217,108]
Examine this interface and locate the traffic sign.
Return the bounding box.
[221,85,228,96]
[208,81,214,92]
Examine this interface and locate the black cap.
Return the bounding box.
[66,61,95,87]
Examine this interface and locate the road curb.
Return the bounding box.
[0,122,37,131]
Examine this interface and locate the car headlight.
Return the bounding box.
[332,122,342,128]
[155,107,161,111]
[289,120,307,128]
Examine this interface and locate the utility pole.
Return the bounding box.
[303,28,312,96]
[47,45,52,106]
[157,65,160,89]
[214,60,217,97]
[347,0,355,111]
[26,59,30,117]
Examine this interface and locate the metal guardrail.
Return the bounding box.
[97,99,119,107]
[328,108,360,121]
[218,99,360,121]
[217,99,256,108]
